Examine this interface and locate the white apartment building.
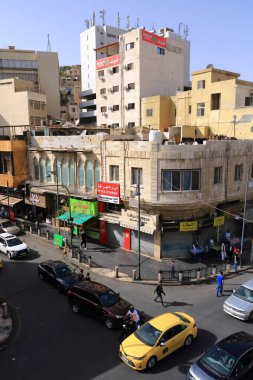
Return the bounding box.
[0,47,60,120]
[96,27,190,128]
[80,24,126,125]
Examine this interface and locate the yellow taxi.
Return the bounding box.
[119,311,197,371]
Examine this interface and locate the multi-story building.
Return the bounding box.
[96,27,190,129]
[80,23,126,126]
[27,132,253,259]
[60,65,81,124]
[0,46,60,120]
[0,78,47,134]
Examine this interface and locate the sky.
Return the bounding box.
[1,0,253,81]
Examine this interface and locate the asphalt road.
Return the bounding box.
[0,234,253,380]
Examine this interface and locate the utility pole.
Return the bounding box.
[136,170,142,281]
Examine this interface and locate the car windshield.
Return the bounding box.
[201,346,236,377]
[2,221,14,228]
[54,265,74,278]
[234,286,253,303]
[7,238,22,247]
[134,322,162,347]
[99,290,120,307]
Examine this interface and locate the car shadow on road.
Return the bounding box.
[144,328,217,375]
[22,249,40,261]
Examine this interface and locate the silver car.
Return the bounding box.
[0,218,21,235]
[223,279,253,321]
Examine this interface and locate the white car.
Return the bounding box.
[0,233,29,259]
[0,219,21,235]
[223,279,253,321]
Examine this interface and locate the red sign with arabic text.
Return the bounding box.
[96,54,120,70]
[142,29,166,48]
[97,182,120,204]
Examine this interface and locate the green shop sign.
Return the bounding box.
[53,234,63,247]
[70,198,98,216]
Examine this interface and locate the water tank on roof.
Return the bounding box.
[149,130,162,144]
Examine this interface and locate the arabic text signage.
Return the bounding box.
[180,221,198,232]
[70,198,98,216]
[25,193,46,208]
[142,29,166,48]
[214,216,225,227]
[96,54,120,70]
[97,182,120,204]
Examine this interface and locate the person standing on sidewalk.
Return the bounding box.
[216,271,224,297]
[154,281,166,306]
[80,229,87,250]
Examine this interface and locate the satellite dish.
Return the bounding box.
[206,64,214,69]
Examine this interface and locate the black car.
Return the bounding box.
[188,331,253,380]
[38,260,79,293]
[67,281,132,329]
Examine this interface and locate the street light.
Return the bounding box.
[135,170,142,281]
[240,169,253,268]
[49,159,60,233]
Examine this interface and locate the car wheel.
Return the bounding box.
[146,356,157,369]
[7,251,12,259]
[105,317,114,330]
[39,272,44,280]
[72,302,80,314]
[184,335,193,346]
[248,312,253,322]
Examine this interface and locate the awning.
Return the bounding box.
[0,195,23,207]
[58,212,93,226]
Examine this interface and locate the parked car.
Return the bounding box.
[119,311,197,371]
[67,281,131,329]
[187,331,253,380]
[0,219,20,235]
[223,279,253,321]
[38,260,78,293]
[0,233,29,259]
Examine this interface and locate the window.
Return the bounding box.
[85,160,92,192]
[188,105,192,114]
[39,159,46,182]
[162,170,200,191]
[128,122,135,127]
[214,167,222,184]
[111,123,119,128]
[112,85,119,92]
[157,47,165,55]
[211,93,221,110]
[61,160,68,186]
[128,83,135,90]
[100,106,107,112]
[245,96,253,106]
[69,159,75,186]
[46,159,51,182]
[126,42,134,50]
[126,63,133,70]
[98,70,104,77]
[132,168,143,185]
[197,103,205,116]
[100,88,106,94]
[94,160,100,186]
[110,165,119,181]
[146,109,153,117]
[127,103,135,110]
[235,164,243,181]
[34,101,40,110]
[197,80,205,89]
[33,158,39,180]
[78,160,84,187]
[113,105,119,111]
[112,66,119,74]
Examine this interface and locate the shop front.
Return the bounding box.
[25,191,50,222]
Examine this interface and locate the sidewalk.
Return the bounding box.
[35,223,253,283]
[0,299,12,349]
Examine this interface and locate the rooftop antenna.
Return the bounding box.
[99,9,106,26]
[152,22,156,33]
[47,34,51,52]
[117,12,121,28]
[136,17,140,28]
[91,11,95,26]
[126,15,130,29]
[178,22,182,36]
[184,24,189,39]
[85,19,90,29]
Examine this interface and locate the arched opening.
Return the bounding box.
[94,160,100,187]
[85,160,92,192]
[61,159,68,186]
[34,157,39,180]
[78,160,84,187]
[46,159,52,182]
[69,159,75,186]
[40,158,46,182]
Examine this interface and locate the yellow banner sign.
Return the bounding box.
[214,216,224,227]
[180,221,198,232]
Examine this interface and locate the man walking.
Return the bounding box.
[80,229,87,250]
[154,281,166,306]
[216,271,224,297]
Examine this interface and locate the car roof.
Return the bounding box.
[0,233,16,239]
[72,280,109,295]
[41,260,70,268]
[241,279,253,290]
[218,332,253,358]
[149,312,192,330]
[0,219,11,223]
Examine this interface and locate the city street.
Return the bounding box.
[0,234,253,380]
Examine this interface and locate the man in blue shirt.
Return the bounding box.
[216,271,224,297]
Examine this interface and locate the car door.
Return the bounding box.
[155,324,188,360]
[43,265,57,284]
[83,291,103,317]
[0,237,7,254]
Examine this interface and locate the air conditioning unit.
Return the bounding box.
[125,105,128,110]
[123,64,129,70]
[108,69,113,74]
[102,112,108,117]
[108,88,112,93]
[101,94,107,98]
[108,107,112,110]
[99,76,105,81]
[124,86,129,91]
